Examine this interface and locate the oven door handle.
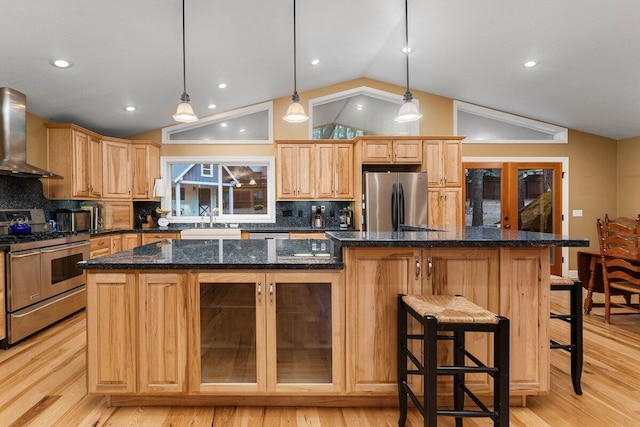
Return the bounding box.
[40,241,91,253]
[9,249,41,258]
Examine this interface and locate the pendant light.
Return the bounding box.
[283,0,309,123]
[395,0,422,123]
[173,0,198,123]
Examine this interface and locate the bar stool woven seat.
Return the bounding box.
[549,275,583,395]
[398,294,509,427]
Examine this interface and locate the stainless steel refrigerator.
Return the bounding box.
[362,172,428,232]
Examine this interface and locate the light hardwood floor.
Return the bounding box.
[1,291,639,426]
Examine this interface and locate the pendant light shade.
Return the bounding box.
[395,0,422,123]
[173,0,198,123]
[283,0,309,123]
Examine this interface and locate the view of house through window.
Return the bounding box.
[164,158,274,222]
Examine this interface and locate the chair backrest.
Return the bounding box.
[596,214,640,285]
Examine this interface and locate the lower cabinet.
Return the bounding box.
[142,232,180,245]
[428,187,462,228]
[193,271,344,394]
[344,247,422,394]
[87,272,188,395]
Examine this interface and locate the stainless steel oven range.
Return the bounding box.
[0,209,90,348]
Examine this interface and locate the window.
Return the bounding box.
[162,101,273,144]
[159,156,276,223]
[310,86,420,139]
[454,101,568,143]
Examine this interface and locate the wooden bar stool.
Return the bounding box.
[397,294,509,427]
[549,275,583,395]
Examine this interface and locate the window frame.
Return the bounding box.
[158,155,276,224]
[161,101,274,144]
[454,100,568,144]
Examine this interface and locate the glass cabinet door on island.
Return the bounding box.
[194,271,344,394]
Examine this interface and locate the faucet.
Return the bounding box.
[209,214,214,228]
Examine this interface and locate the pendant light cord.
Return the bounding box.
[291,0,299,101]
[181,0,187,96]
[403,0,412,101]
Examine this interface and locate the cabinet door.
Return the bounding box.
[0,256,5,341]
[138,273,187,393]
[428,188,462,228]
[296,144,315,199]
[265,271,344,393]
[104,201,133,229]
[344,247,422,393]
[424,140,444,187]
[393,140,422,163]
[422,248,499,394]
[122,233,141,250]
[89,135,103,197]
[443,140,462,186]
[87,273,136,394]
[110,234,122,253]
[90,236,111,258]
[334,143,354,199]
[195,272,266,393]
[72,131,92,198]
[132,142,160,199]
[102,139,131,199]
[141,232,179,245]
[316,144,334,198]
[276,144,297,199]
[361,139,392,163]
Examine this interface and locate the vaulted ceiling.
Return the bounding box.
[2,0,639,140]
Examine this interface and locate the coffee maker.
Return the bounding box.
[311,205,326,228]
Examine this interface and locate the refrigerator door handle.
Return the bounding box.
[399,182,405,227]
[391,183,398,231]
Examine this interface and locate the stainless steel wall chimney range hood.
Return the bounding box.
[0,87,62,179]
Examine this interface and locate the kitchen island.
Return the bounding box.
[79,228,588,407]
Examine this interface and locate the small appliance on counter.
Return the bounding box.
[339,207,353,228]
[54,209,91,232]
[311,205,326,228]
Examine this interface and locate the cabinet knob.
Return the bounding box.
[415,256,421,280]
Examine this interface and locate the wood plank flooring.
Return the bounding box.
[1,291,639,426]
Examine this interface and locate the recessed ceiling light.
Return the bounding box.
[208,104,217,109]
[524,60,538,68]
[50,59,72,68]
[356,104,363,110]
[239,129,245,132]
[311,59,320,65]
[401,47,412,54]
[123,105,138,112]
[218,83,227,89]
[220,122,227,127]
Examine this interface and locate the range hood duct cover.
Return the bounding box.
[0,87,62,179]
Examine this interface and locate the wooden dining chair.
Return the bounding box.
[596,215,640,323]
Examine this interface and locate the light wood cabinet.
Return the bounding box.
[87,272,137,394]
[277,141,355,200]
[87,272,188,395]
[422,248,500,393]
[344,247,422,393]
[131,140,161,200]
[141,232,180,245]
[104,201,133,229]
[194,271,344,394]
[276,143,315,199]
[428,187,463,228]
[102,137,132,199]
[316,143,354,199]
[110,234,122,253]
[361,139,422,164]
[138,273,188,393]
[423,139,462,187]
[122,233,141,250]
[45,124,102,199]
[90,236,111,258]
[0,256,5,341]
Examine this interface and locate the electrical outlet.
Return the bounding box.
[283,209,292,217]
[298,210,303,217]
[330,210,335,217]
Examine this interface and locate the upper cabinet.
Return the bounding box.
[423,139,462,187]
[360,139,422,164]
[46,123,103,200]
[276,141,355,201]
[131,140,161,200]
[102,137,132,199]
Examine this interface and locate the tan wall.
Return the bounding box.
[617,135,640,217]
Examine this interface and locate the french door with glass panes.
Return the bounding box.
[464,162,563,275]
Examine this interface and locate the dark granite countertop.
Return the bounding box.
[89,225,354,236]
[326,226,590,248]
[79,238,343,270]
